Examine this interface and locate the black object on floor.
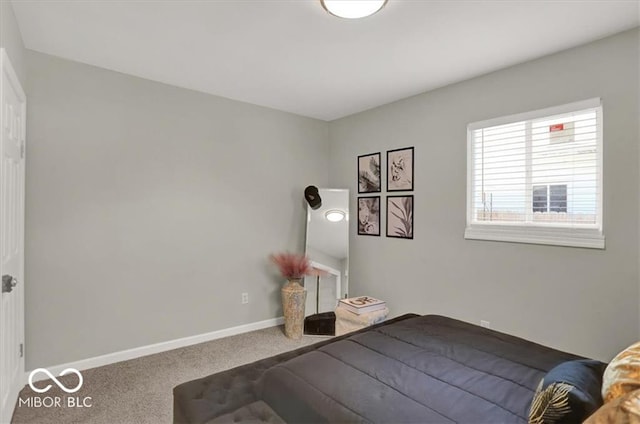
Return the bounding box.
[303,312,335,336]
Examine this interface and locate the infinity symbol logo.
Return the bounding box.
[28,368,83,394]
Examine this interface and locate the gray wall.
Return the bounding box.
[329,29,640,362]
[1,0,25,86]
[25,51,329,368]
[18,23,640,367]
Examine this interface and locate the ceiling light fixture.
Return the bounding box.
[320,0,387,19]
[325,210,346,222]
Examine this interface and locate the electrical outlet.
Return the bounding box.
[480,320,490,328]
[241,292,249,304]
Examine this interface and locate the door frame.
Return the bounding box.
[0,47,27,424]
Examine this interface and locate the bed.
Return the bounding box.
[173,314,591,423]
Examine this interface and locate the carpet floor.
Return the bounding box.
[11,326,326,424]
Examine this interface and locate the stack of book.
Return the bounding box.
[338,296,386,315]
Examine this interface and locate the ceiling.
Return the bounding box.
[11,0,640,121]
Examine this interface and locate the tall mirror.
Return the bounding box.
[304,189,349,317]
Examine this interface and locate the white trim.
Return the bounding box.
[468,97,601,130]
[1,48,27,424]
[466,126,474,233]
[596,104,604,234]
[464,225,605,249]
[27,317,284,383]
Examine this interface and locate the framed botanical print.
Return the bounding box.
[358,152,381,193]
[386,195,413,239]
[387,147,414,191]
[358,196,380,236]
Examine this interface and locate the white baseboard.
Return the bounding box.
[27,316,284,383]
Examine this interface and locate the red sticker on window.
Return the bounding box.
[549,123,564,132]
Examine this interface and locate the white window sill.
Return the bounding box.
[464,225,605,249]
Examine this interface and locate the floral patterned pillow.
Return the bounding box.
[602,341,640,403]
[585,388,640,424]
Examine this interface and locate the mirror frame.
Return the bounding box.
[304,188,349,314]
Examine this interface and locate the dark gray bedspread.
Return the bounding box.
[174,314,582,423]
[255,315,580,423]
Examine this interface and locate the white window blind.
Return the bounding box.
[465,98,604,249]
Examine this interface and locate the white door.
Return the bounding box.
[0,49,26,424]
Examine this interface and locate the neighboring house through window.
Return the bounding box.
[533,184,567,213]
[465,98,604,249]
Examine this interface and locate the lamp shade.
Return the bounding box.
[321,0,387,19]
[325,210,345,222]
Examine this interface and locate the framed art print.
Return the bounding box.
[358,152,381,193]
[358,196,380,236]
[387,147,414,191]
[386,195,413,239]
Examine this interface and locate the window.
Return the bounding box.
[532,184,567,213]
[465,98,604,249]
